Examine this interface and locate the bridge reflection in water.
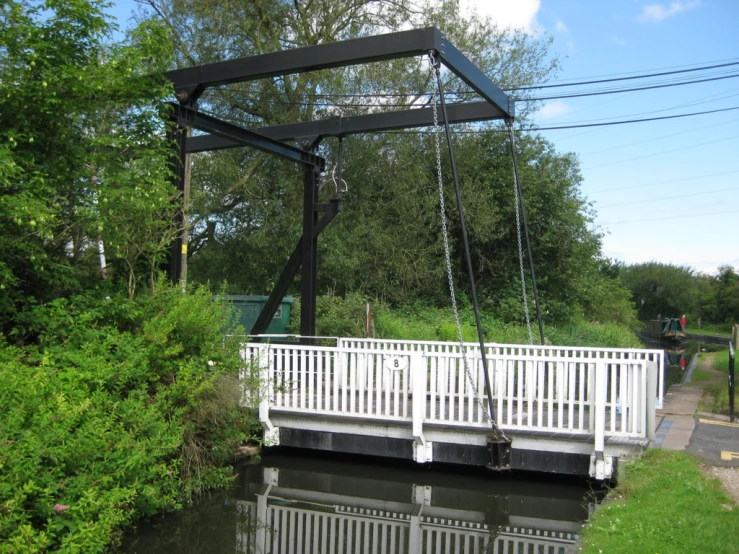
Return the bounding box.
[235,454,594,554]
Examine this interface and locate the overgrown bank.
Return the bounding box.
[0,285,258,552]
[579,450,739,553]
[287,293,642,348]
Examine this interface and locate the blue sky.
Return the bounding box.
[107,0,738,275]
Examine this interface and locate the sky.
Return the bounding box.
[107,0,738,276]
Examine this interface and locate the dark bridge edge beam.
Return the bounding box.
[437,39,515,119]
[186,101,508,153]
[250,200,341,337]
[165,26,512,119]
[171,103,325,170]
[166,27,440,102]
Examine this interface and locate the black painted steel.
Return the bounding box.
[171,103,325,169]
[166,27,439,100]
[165,28,516,337]
[185,101,507,153]
[300,156,320,342]
[251,200,341,337]
[433,58,502,439]
[437,38,513,118]
[506,122,545,345]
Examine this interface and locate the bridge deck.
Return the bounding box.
[243,339,660,479]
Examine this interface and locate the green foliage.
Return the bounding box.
[0,284,258,552]
[619,262,698,321]
[579,449,738,553]
[0,0,176,332]
[294,294,640,348]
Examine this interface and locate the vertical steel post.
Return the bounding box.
[301,145,320,341]
[729,341,735,423]
[506,122,546,345]
[433,60,497,429]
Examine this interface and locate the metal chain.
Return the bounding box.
[428,53,495,426]
[511,141,535,345]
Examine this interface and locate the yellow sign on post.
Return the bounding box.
[721,451,739,461]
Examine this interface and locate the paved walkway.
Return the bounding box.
[654,352,739,502]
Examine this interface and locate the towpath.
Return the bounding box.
[655,352,738,502]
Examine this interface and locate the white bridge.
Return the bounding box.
[242,338,662,480]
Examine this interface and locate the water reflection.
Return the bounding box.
[123,452,597,554]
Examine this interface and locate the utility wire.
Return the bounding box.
[579,116,739,156]
[598,186,739,208]
[527,73,739,101]
[588,169,739,194]
[512,61,739,90]
[529,106,739,131]
[602,210,739,225]
[583,133,739,170]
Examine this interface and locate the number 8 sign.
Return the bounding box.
[384,355,408,371]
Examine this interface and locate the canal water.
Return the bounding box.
[121,450,602,553]
[641,338,726,392]
[124,338,726,553]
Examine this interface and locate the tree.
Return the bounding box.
[619,262,698,321]
[0,0,176,334]
[139,0,636,326]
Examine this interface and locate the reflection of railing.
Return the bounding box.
[236,499,580,554]
[242,340,657,478]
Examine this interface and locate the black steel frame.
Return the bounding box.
[165,26,515,342]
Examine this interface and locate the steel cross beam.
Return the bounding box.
[186,101,507,153]
[170,103,325,170]
[165,27,513,119]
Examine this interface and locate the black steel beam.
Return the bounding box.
[301,161,320,341]
[438,39,514,118]
[186,101,507,153]
[166,28,439,98]
[171,103,325,170]
[250,200,341,336]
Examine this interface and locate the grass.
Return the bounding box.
[697,350,736,415]
[691,322,737,338]
[579,449,739,554]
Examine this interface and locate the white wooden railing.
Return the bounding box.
[337,338,665,409]
[242,339,658,467]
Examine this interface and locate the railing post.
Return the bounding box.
[258,347,279,445]
[412,352,432,462]
[729,341,735,423]
[646,361,657,440]
[591,360,609,479]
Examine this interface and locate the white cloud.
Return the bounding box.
[610,34,628,46]
[461,0,541,32]
[536,100,572,120]
[555,20,569,34]
[638,1,702,23]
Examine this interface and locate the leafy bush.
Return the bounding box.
[0,284,258,552]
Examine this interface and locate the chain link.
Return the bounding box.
[510,130,535,345]
[428,53,495,427]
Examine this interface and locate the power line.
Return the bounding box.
[578,117,739,156]
[526,73,739,101]
[514,60,739,91]
[583,133,739,170]
[601,209,739,225]
[597,186,739,208]
[587,169,739,194]
[529,106,739,131]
